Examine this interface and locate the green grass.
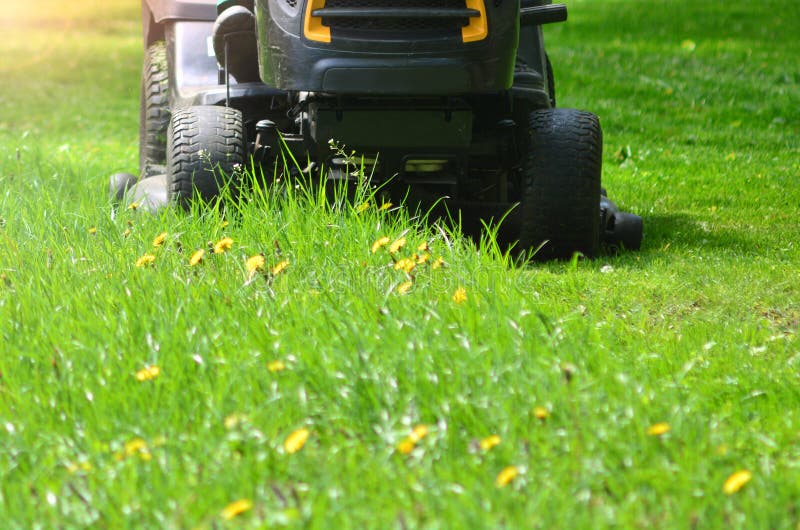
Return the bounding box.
[1,0,799,528]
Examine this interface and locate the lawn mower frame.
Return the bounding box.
[112,0,643,259]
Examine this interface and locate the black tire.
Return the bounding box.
[519,108,602,260]
[139,41,170,178]
[166,105,245,207]
[545,54,556,108]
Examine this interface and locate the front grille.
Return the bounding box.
[325,0,464,6]
[312,0,478,40]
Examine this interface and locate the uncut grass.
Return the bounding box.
[2,170,798,528]
[1,0,800,528]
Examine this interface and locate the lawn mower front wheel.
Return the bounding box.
[166,105,245,208]
[519,108,602,260]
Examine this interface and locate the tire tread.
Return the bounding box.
[520,108,602,260]
[166,105,245,207]
[139,41,170,177]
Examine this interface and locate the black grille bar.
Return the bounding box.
[312,7,479,18]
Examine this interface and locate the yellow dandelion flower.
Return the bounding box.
[417,241,429,252]
[480,434,501,451]
[189,248,205,266]
[66,461,92,474]
[152,232,168,247]
[646,422,671,436]
[284,427,310,454]
[452,286,467,304]
[416,253,430,265]
[396,425,428,454]
[127,201,140,211]
[271,260,290,276]
[124,438,147,454]
[135,365,160,382]
[88,227,97,235]
[213,237,233,254]
[409,424,429,443]
[723,470,752,495]
[388,237,407,254]
[495,466,519,488]
[371,236,390,254]
[533,406,549,420]
[356,202,370,213]
[397,439,416,455]
[220,499,253,520]
[396,281,413,295]
[267,360,286,373]
[120,438,151,461]
[246,254,265,274]
[224,413,247,430]
[394,258,416,274]
[378,202,393,211]
[135,254,156,267]
[431,256,445,269]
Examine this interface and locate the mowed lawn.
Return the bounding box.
[0,0,799,528]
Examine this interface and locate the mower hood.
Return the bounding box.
[144,0,216,23]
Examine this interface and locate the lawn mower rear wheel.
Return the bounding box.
[139,41,170,178]
[519,108,602,260]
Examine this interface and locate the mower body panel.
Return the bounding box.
[143,0,217,23]
[254,0,518,94]
[147,15,283,109]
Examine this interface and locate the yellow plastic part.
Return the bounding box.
[304,0,331,43]
[304,0,486,44]
[462,0,488,42]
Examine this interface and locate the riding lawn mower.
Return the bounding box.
[111,0,643,259]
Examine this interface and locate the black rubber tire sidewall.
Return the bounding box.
[545,54,556,108]
[166,105,245,208]
[139,41,170,178]
[519,108,602,260]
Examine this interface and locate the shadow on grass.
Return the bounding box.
[426,205,766,265]
[627,212,767,260]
